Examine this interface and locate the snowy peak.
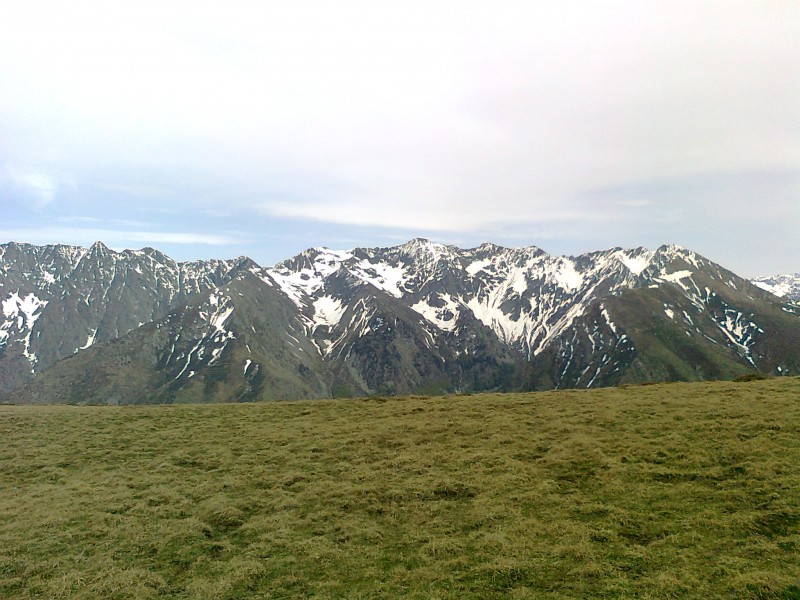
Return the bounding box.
[269,247,355,306]
[474,242,510,253]
[751,273,800,300]
[88,240,110,255]
[262,240,732,363]
[397,237,459,260]
[614,247,656,275]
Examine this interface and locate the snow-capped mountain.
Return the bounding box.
[2,239,799,404]
[267,239,720,360]
[0,241,256,391]
[751,273,800,301]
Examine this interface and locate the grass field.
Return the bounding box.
[2,378,800,599]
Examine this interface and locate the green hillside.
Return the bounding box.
[2,378,800,598]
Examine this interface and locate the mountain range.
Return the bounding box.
[752,273,800,301]
[1,239,798,404]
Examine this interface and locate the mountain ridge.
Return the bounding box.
[1,239,798,403]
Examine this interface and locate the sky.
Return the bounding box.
[1,1,798,277]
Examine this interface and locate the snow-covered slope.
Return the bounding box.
[264,239,760,361]
[751,273,800,301]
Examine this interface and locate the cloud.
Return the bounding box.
[259,197,608,233]
[5,166,56,208]
[123,231,238,245]
[0,1,797,275]
[93,182,175,199]
[0,227,238,248]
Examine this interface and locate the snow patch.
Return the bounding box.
[714,307,759,366]
[660,270,693,282]
[753,280,780,295]
[600,305,618,334]
[1,292,48,369]
[3,292,47,323]
[312,296,346,329]
[80,329,97,350]
[509,268,528,294]
[466,259,491,276]
[350,261,408,298]
[554,260,583,291]
[618,250,654,275]
[656,270,694,291]
[210,305,234,332]
[411,294,461,332]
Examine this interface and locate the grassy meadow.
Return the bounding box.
[2,378,800,598]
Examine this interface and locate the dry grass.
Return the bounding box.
[2,378,800,598]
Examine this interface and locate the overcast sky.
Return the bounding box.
[1,1,798,276]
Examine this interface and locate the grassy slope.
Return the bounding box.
[2,378,800,599]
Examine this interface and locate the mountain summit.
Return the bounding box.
[1,240,798,404]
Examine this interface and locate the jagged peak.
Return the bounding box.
[88,240,112,256]
[400,237,446,250]
[622,245,652,254]
[512,244,548,259]
[608,247,657,276]
[754,272,800,281]
[312,247,354,262]
[275,246,354,274]
[137,246,167,258]
[224,255,261,273]
[655,243,698,259]
[472,242,508,253]
[404,236,433,246]
[568,244,702,276]
[397,238,458,260]
[651,244,707,273]
[1,241,49,255]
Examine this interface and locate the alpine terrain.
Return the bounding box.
[1,239,798,404]
[752,273,800,301]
